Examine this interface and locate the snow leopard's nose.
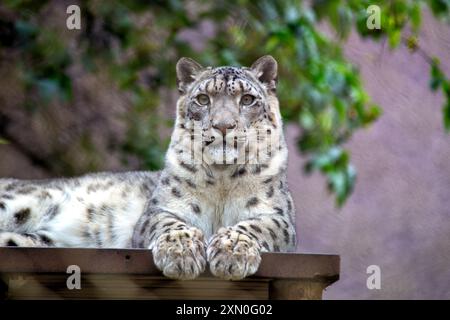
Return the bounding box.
[212,121,237,136]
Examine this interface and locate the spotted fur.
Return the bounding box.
[0,56,296,280]
[0,172,160,248]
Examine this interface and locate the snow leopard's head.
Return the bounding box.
[171,56,285,167]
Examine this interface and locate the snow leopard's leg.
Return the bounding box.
[0,231,54,247]
[132,209,206,280]
[0,179,61,247]
[207,181,297,280]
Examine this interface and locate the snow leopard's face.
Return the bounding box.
[174,56,282,165]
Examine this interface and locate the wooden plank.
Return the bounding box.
[0,248,340,300]
[3,274,269,300]
[269,279,326,300]
[0,248,340,280]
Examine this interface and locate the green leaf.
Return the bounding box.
[36,78,60,102]
[406,35,419,52]
[430,60,443,91]
[410,3,422,31]
[15,20,38,40]
[443,101,450,132]
[388,29,401,48]
[299,110,315,130]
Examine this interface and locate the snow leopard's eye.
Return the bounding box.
[196,94,210,106]
[241,94,255,106]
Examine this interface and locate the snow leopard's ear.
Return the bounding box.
[176,57,204,93]
[250,55,278,92]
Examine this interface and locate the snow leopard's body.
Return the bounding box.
[0,56,296,280]
[0,171,159,248]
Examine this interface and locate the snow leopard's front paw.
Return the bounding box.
[152,227,206,280]
[207,228,261,280]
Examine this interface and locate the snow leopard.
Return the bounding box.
[0,56,296,280]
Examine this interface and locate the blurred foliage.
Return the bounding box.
[0,0,449,206]
[431,58,450,130]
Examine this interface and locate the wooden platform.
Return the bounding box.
[0,248,339,300]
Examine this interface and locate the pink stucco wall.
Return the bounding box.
[289,11,450,299]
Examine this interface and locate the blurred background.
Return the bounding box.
[0,0,449,299]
